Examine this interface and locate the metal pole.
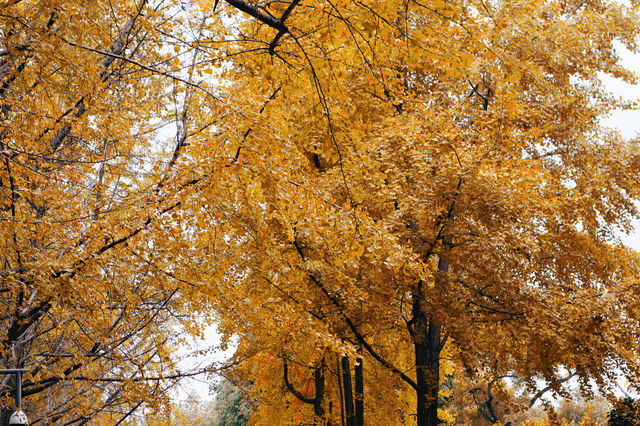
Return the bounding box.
[0,370,27,411]
[15,372,21,411]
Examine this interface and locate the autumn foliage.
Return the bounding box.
[0,0,217,423]
[1,0,640,424]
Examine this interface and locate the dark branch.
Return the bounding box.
[224,0,288,32]
[268,0,302,54]
[283,358,316,404]
[530,371,577,407]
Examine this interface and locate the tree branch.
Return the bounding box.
[530,371,577,407]
[60,38,220,101]
[268,0,302,54]
[292,235,420,392]
[224,0,288,32]
[283,358,316,404]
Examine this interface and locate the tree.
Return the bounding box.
[172,382,252,426]
[608,398,640,426]
[215,379,253,426]
[172,394,220,426]
[5,0,640,423]
[175,0,640,424]
[0,0,220,422]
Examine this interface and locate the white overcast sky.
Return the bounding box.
[602,42,640,250]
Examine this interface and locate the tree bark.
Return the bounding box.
[336,356,345,426]
[284,357,327,424]
[1,408,10,426]
[414,314,442,426]
[341,356,355,426]
[412,253,449,426]
[313,365,325,420]
[354,356,364,426]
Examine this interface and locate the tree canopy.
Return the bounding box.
[1,0,640,424]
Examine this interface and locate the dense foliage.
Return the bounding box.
[608,398,640,426]
[0,0,217,422]
[1,0,640,424]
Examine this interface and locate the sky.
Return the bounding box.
[600,43,640,141]
[602,43,640,250]
[172,327,235,403]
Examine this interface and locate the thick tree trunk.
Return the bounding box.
[354,356,364,426]
[313,366,325,420]
[414,316,442,426]
[341,356,355,426]
[413,254,449,426]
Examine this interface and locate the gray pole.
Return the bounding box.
[0,370,27,412]
[14,372,21,411]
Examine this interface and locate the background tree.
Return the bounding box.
[608,398,640,426]
[213,379,253,426]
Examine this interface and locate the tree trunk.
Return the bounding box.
[354,356,364,426]
[283,357,328,425]
[413,253,449,426]
[336,356,345,426]
[313,366,325,421]
[0,408,10,426]
[414,315,442,426]
[341,356,355,426]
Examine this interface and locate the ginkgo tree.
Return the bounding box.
[0,0,223,423]
[169,0,640,424]
[4,0,640,423]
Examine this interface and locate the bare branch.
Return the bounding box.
[530,371,577,407]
